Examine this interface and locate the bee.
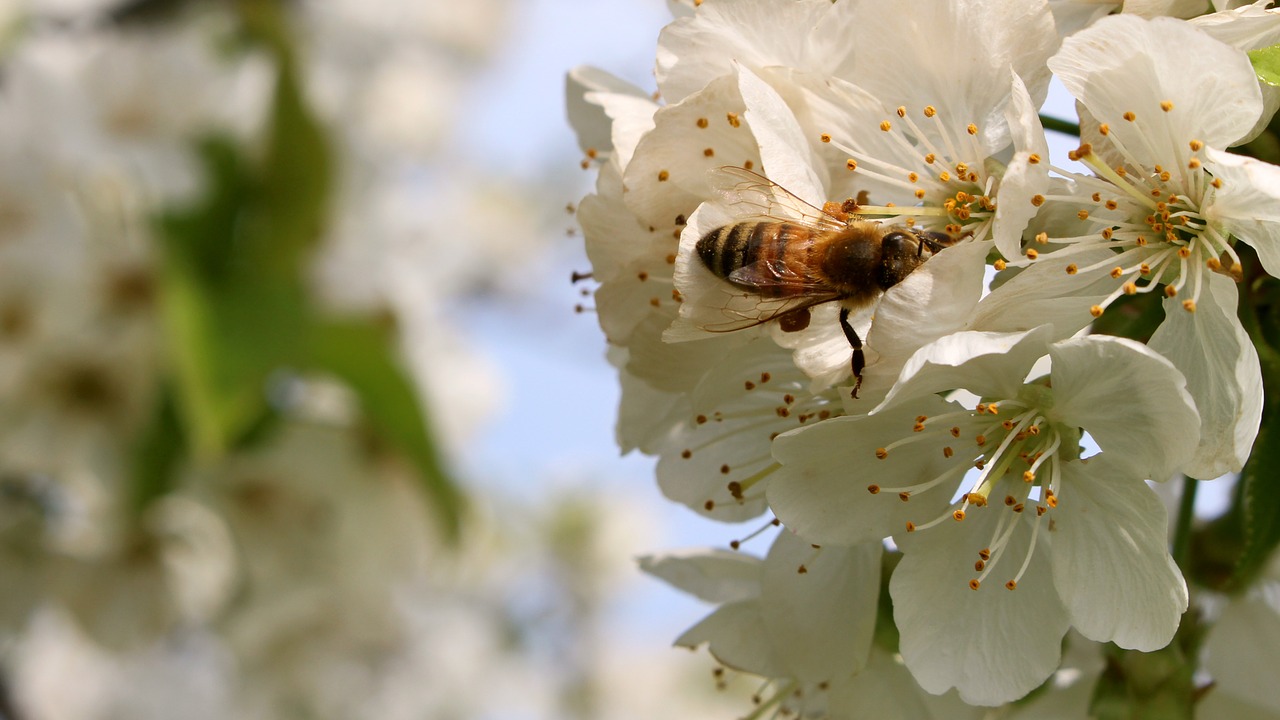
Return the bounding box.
[695,166,955,398]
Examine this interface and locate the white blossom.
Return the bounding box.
[769,328,1197,704]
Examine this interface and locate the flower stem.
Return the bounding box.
[1039,113,1080,138]
[1172,474,1197,574]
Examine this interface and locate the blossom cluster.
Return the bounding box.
[0,2,603,719]
[570,0,1280,713]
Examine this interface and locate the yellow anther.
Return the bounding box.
[1160,100,1174,112]
[1182,299,1197,312]
[1090,305,1104,318]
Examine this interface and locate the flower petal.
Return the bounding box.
[993,71,1051,261]
[1205,147,1280,279]
[1203,589,1280,714]
[639,549,761,603]
[1050,15,1262,160]
[768,396,960,545]
[655,0,832,103]
[675,599,787,678]
[874,326,1056,412]
[1048,335,1199,481]
[760,532,880,682]
[1051,457,1188,650]
[1148,271,1262,479]
[892,506,1069,706]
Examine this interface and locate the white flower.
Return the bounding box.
[1003,14,1269,478]
[1200,563,1280,719]
[643,532,884,716]
[769,328,1197,705]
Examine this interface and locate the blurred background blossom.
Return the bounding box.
[0,1,745,718]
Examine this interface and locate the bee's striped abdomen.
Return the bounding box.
[696,222,811,296]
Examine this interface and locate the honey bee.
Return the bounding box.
[695,166,956,397]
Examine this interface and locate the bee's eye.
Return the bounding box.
[880,231,915,253]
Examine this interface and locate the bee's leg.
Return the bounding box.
[839,307,865,399]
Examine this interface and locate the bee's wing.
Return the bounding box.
[698,259,844,334]
[726,257,823,290]
[710,166,846,232]
[698,290,844,333]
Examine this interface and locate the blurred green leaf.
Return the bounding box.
[155,0,328,457]
[126,385,187,520]
[1090,290,1165,344]
[1230,400,1280,591]
[1091,617,1203,720]
[308,320,464,540]
[1250,44,1280,87]
[152,0,461,541]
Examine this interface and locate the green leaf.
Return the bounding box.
[154,3,330,459]
[126,385,187,520]
[1230,399,1280,591]
[308,320,465,541]
[1091,645,1194,720]
[1249,45,1280,87]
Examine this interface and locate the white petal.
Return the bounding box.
[1204,590,1280,714]
[874,326,1056,412]
[655,337,830,522]
[655,0,833,103]
[1051,458,1188,650]
[892,506,1069,706]
[825,0,1057,155]
[828,651,983,720]
[565,66,658,169]
[675,599,788,678]
[1205,147,1280,279]
[866,241,990,383]
[1192,2,1280,50]
[760,532,880,682]
[994,72,1051,261]
[1122,0,1212,18]
[614,358,686,455]
[565,66,652,161]
[623,72,763,229]
[1048,335,1199,481]
[737,65,824,204]
[639,549,761,603]
[1050,15,1262,159]
[768,396,961,545]
[971,250,1122,337]
[1148,271,1263,479]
